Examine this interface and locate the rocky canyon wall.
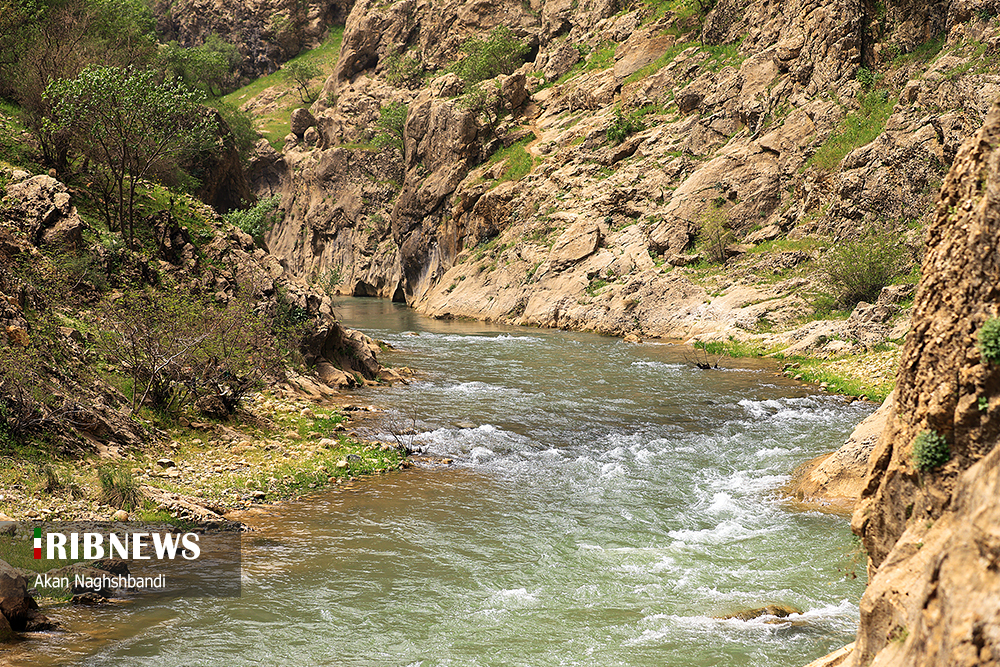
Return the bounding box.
[254,0,997,352]
[843,100,1000,667]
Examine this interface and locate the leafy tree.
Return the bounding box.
[460,81,504,139]
[372,101,408,151]
[2,0,158,168]
[43,65,214,247]
[284,60,321,102]
[160,34,240,97]
[213,100,260,166]
[455,26,529,86]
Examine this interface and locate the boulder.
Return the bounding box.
[786,392,894,513]
[290,108,317,138]
[0,610,11,642]
[668,253,702,267]
[719,604,802,622]
[613,34,675,79]
[543,44,580,81]
[0,559,55,631]
[547,220,602,271]
[499,71,528,111]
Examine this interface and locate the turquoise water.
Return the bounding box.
[13,298,870,666]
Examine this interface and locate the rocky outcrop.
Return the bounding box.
[786,392,893,514]
[4,173,86,249]
[253,0,1000,358]
[0,166,398,456]
[0,560,55,632]
[153,0,353,81]
[844,101,1000,667]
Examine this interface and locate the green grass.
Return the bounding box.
[0,100,44,175]
[746,237,826,254]
[220,26,345,150]
[586,278,611,296]
[783,360,890,401]
[702,41,744,72]
[587,42,616,70]
[890,33,946,68]
[641,0,704,24]
[694,336,774,358]
[809,89,895,170]
[482,138,535,187]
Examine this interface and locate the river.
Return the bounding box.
[15,297,872,666]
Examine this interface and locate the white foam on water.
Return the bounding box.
[707,492,738,514]
[469,446,496,462]
[755,446,800,457]
[668,519,775,544]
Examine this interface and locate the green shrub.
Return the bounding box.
[98,465,143,510]
[977,318,1000,364]
[383,51,423,88]
[607,107,645,144]
[697,203,733,263]
[454,26,529,86]
[372,101,408,151]
[224,194,282,241]
[912,429,950,471]
[820,231,909,307]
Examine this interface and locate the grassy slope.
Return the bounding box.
[221,26,344,150]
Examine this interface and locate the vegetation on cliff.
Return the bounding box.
[0,3,402,523]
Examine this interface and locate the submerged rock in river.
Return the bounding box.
[719,604,803,622]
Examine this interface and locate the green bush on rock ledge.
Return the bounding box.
[912,429,950,472]
[977,317,1000,364]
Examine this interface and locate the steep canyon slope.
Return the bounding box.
[251,0,999,361]
[841,101,1000,667]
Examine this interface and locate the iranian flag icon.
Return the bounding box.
[33,527,42,559]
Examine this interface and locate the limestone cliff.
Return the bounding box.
[154,0,353,81]
[840,101,1000,667]
[255,0,997,359]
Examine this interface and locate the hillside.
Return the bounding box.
[220,0,996,379]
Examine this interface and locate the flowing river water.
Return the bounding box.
[15,297,873,667]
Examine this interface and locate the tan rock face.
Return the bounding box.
[848,102,1000,667]
[258,0,994,353]
[153,0,350,81]
[786,392,893,514]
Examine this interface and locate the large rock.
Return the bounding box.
[847,102,1000,667]
[786,392,893,514]
[0,559,55,631]
[547,220,601,271]
[0,610,12,642]
[543,44,580,81]
[290,108,317,138]
[4,174,86,248]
